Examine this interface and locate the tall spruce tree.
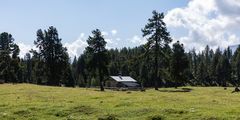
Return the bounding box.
[24,53,32,83]
[72,56,78,85]
[170,41,188,87]
[188,49,198,83]
[64,63,75,87]
[211,48,222,85]
[232,46,240,86]
[142,10,172,90]
[0,32,20,83]
[77,54,88,87]
[203,45,211,84]
[85,29,109,91]
[33,26,69,86]
[217,50,231,87]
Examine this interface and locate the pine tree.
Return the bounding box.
[142,10,172,90]
[24,53,32,83]
[170,41,188,88]
[85,29,109,91]
[211,48,222,85]
[77,54,88,87]
[203,45,211,84]
[33,26,69,86]
[0,32,20,83]
[64,63,75,87]
[72,56,78,85]
[196,55,205,85]
[30,49,46,84]
[217,50,231,87]
[232,46,240,86]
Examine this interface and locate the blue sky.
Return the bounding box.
[1,0,240,58]
[0,0,187,44]
[0,0,188,58]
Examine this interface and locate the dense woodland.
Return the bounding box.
[0,11,239,91]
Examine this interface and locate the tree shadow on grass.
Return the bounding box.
[94,89,105,92]
[158,88,193,93]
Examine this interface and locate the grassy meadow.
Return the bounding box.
[0,84,240,120]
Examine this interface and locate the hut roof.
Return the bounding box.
[110,76,137,82]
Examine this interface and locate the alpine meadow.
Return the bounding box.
[1,0,240,120]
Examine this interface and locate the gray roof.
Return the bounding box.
[110,76,137,82]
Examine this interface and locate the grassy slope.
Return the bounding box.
[0,84,240,120]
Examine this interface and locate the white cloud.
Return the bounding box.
[17,33,87,59]
[116,38,121,41]
[18,43,34,58]
[64,33,87,59]
[64,30,120,59]
[111,30,117,36]
[164,0,240,51]
[105,38,113,45]
[102,31,109,36]
[17,29,143,59]
[129,35,147,45]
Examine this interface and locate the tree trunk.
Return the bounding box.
[99,69,104,91]
[154,42,159,90]
[154,79,158,90]
[100,81,104,91]
[83,74,88,87]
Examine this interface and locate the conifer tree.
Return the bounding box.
[142,10,172,90]
[85,29,109,91]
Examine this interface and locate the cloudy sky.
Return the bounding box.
[0,0,240,58]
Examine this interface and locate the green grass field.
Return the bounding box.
[0,84,240,120]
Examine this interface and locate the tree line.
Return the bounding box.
[0,11,240,91]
